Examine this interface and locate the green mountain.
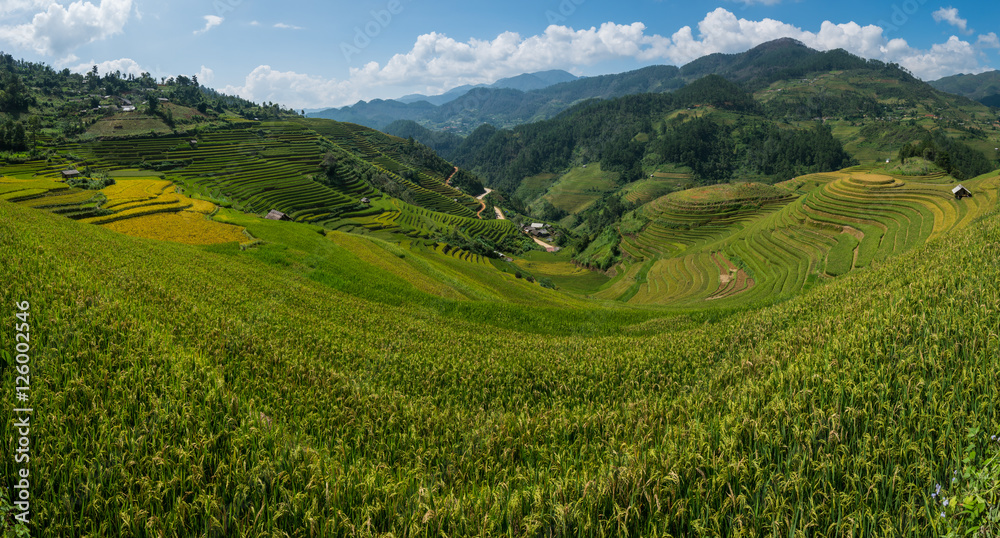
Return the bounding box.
[930,70,1000,106]
[397,69,580,105]
[311,64,684,132]
[4,50,1000,538]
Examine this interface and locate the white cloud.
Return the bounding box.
[274,22,303,30]
[194,15,223,35]
[0,0,51,16]
[0,0,133,57]
[932,7,972,35]
[197,65,214,84]
[225,9,995,108]
[728,0,784,5]
[224,65,356,109]
[70,57,143,77]
[249,20,260,27]
[976,32,1000,50]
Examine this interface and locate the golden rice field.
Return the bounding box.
[100,210,247,245]
[82,178,246,245]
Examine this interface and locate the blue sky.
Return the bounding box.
[1,0,997,109]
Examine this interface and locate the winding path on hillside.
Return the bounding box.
[488,200,558,251]
[531,236,559,252]
[445,166,458,186]
[475,188,493,219]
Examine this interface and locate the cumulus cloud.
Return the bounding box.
[0,0,51,16]
[976,32,1000,50]
[197,66,214,85]
[0,0,133,57]
[70,57,143,77]
[194,15,223,35]
[932,7,972,35]
[224,66,356,109]
[226,8,994,108]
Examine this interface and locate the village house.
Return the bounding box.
[265,210,291,221]
[952,184,972,200]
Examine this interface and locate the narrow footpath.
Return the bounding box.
[475,188,493,219]
[490,199,558,251]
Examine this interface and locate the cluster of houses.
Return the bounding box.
[523,222,552,237]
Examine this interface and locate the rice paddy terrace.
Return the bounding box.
[603,168,1000,306]
[0,118,521,254]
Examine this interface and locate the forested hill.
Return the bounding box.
[446,75,854,194]
[435,40,998,192]
[312,65,687,133]
[310,38,954,135]
[931,71,1000,107]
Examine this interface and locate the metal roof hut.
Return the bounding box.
[265,209,291,221]
[952,184,972,200]
[61,169,81,179]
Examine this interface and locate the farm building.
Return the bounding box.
[952,185,972,199]
[189,140,199,147]
[360,197,371,204]
[265,210,291,221]
[61,169,81,179]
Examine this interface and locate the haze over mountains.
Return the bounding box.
[396,70,580,105]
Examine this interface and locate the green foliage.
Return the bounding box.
[898,130,993,180]
[933,429,1000,537]
[0,486,29,538]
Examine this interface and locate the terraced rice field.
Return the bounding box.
[344,199,521,244]
[75,178,246,244]
[609,169,1000,306]
[78,121,478,226]
[303,119,482,216]
[0,176,105,219]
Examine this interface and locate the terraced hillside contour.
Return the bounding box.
[2,117,522,257]
[602,168,1000,306]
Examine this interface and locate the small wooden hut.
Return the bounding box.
[952,185,972,200]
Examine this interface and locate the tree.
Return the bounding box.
[86,65,100,90]
[147,93,159,114]
[26,116,40,151]
[11,122,26,149]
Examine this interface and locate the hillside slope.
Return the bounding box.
[3,181,1000,535]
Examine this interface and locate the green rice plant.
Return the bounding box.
[825,233,858,276]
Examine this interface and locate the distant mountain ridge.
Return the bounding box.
[930,71,1000,107]
[310,65,684,132]
[397,70,579,105]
